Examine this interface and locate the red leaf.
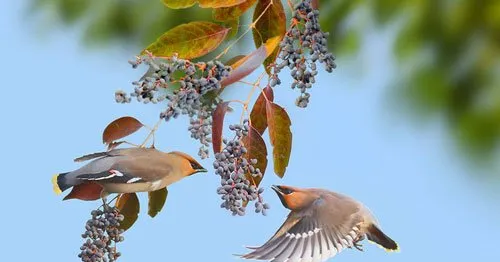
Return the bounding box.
[212,101,231,153]
[221,36,280,87]
[241,125,268,187]
[266,102,292,177]
[102,116,143,145]
[63,182,103,201]
[250,85,274,134]
[312,0,319,9]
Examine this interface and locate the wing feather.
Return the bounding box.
[240,194,366,262]
[76,170,144,184]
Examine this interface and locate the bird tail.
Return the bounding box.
[366,224,399,252]
[52,172,71,194]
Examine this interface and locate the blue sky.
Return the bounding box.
[1,1,499,261]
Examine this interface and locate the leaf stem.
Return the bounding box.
[140,119,162,147]
[227,99,247,106]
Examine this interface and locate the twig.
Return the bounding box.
[140,119,162,147]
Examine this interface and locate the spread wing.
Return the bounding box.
[241,197,364,262]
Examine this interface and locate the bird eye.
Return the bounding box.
[190,161,204,171]
[280,187,294,195]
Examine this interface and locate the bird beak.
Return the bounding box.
[194,167,208,174]
[271,185,283,195]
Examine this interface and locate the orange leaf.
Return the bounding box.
[142,21,229,59]
[163,0,246,9]
[241,125,268,187]
[212,101,231,153]
[63,182,102,201]
[250,85,274,134]
[115,193,140,231]
[252,0,286,74]
[102,116,143,145]
[221,36,281,87]
[213,0,258,21]
[266,102,292,177]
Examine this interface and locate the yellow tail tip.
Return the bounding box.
[368,239,400,253]
[52,174,62,195]
[386,245,400,253]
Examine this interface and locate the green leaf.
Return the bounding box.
[336,30,360,56]
[241,125,268,187]
[148,188,168,218]
[252,0,286,74]
[250,85,274,134]
[213,0,258,21]
[142,21,229,59]
[115,193,140,231]
[266,102,292,177]
[163,0,246,9]
[162,0,196,9]
[223,19,240,39]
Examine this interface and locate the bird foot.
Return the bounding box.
[353,242,364,251]
[351,235,365,251]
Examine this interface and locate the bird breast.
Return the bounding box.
[101,182,155,194]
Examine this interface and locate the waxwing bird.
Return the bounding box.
[240,185,398,262]
[52,148,207,200]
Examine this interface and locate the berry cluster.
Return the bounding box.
[214,120,270,216]
[121,55,231,158]
[78,205,125,262]
[188,110,212,159]
[273,0,336,108]
[114,90,131,104]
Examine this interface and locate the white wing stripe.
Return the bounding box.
[86,173,115,181]
[126,177,142,183]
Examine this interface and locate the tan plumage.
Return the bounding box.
[52,148,207,199]
[240,185,398,262]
